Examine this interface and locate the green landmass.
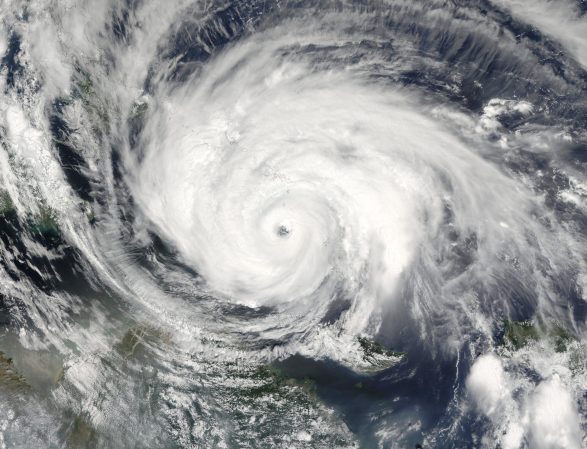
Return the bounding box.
[0,191,14,215]
[0,351,29,391]
[357,336,405,373]
[244,364,316,400]
[116,325,170,359]
[63,414,97,449]
[357,336,404,359]
[30,205,60,236]
[502,319,572,352]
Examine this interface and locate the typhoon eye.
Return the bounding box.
[277,224,291,237]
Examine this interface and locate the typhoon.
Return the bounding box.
[0,0,586,448]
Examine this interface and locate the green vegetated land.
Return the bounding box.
[502,319,572,352]
[0,351,29,392]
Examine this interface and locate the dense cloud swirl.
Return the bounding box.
[0,1,586,448]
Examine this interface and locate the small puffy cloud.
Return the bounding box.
[527,374,582,449]
[466,353,509,417]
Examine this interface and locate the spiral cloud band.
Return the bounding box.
[132,28,557,334]
[0,0,586,448]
